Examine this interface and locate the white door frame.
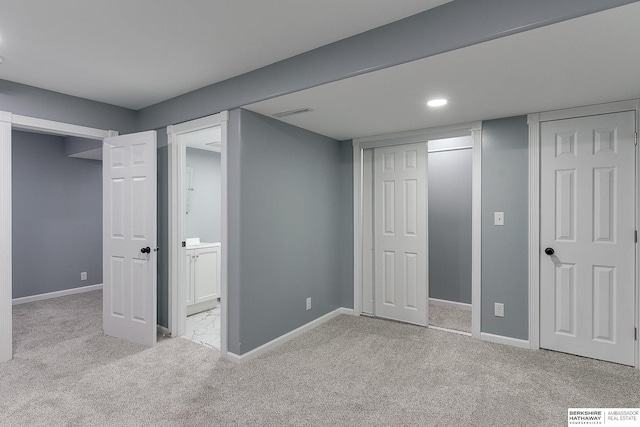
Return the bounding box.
[166,111,229,359]
[528,99,640,369]
[353,121,482,339]
[0,111,116,363]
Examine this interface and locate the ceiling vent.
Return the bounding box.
[272,108,314,118]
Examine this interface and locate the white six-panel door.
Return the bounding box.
[103,131,157,347]
[540,111,635,365]
[374,142,428,326]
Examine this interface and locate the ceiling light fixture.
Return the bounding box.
[427,98,448,107]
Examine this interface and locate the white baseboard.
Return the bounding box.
[225,307,352,364]
[480,332,530,349]
[429,297,472,311]
[12,284,103,305]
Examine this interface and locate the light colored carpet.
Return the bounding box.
[429,302,472,333]
[2,290,640,426]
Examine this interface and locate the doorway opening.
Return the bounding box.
[354,123,481,338]
[0,113,118,362]
[10,129,104,353]
[167,112,228,358]
[427,136,473,334]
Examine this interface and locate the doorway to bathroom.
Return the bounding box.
[167,112,228,356]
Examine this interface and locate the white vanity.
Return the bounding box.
[185,239,221,315]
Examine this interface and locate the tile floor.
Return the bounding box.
[181,305,220,350]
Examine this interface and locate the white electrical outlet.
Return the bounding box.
[494,212,505,226]
[306,297,311,310]
[494,302,504,317]
[81,272,87,281]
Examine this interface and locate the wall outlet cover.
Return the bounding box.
[81,272,87,281]
[494,302,504,317]
[306,297,311,310]
[494,212,505,226]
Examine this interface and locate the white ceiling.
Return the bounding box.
[0,0,450,110]
[245,3,640,141]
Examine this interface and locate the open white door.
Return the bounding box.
[540,111,635,366]
[373,142,428,326]
[103,131,157,347]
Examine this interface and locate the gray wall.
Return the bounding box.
[481,116,529,340]
[12,131,102,298]
[157,145,169,328]
[228,109,342,355]
[63,136,102,156]
[0,80,137,133]
[185,148,221,243]
[338,140,354,309]
[428,148,472,304]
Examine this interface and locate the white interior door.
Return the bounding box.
[540,111,635,366]
[374,142,428,326]
[103,131,157,347]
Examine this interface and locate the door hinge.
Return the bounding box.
[635,230,638,243]
[635,327,638,341]
[635,132,638,146]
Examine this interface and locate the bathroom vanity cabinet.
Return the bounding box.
[185,243,220,315]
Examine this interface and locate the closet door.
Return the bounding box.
[373,142,428,326]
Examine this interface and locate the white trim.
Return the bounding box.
[428,325,472,337]
[480,332,530,349]
[12,284,103,305]
[167,131,183,338]
[226,308,352,364]
[11,114,116,139]
[167,111,229,360]
[352,141,363,316]
[168,111,229,135]
[537,99,637,123]
[220,117,229,360]
[353,121,482,338]
[0,117,11,363]
[0,111,114,364]
[527,113,541,350]
[636,99,640,370]
[355,122,479,148]
[471,122,482,340]
[429,298,472,311]
[427,145,473,154]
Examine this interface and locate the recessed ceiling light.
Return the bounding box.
[427,98,448,107]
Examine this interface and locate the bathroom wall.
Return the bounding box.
[185,148,222,243]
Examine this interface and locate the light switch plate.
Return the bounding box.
[494,212,504,226]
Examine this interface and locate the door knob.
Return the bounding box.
[141,247,151,254]
[544,247,555,256]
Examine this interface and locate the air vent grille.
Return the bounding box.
[272,108,314,118]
